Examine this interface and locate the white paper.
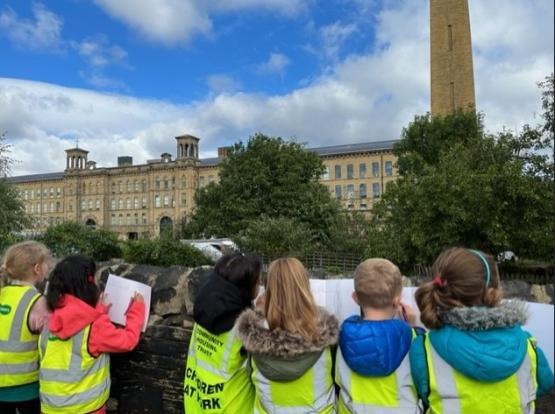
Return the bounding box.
[104,274,151,332]
[309,279,554,371]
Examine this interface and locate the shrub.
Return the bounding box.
[40,222,121,261]
[122,237,213,267]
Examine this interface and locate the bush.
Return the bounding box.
[236,216,316,259]
[122,237,213,267]
[40,222,121,261]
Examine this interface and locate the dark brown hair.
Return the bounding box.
[415,247,501,329]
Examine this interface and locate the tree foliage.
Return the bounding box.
[122,236,212,267]
[184,133,341,245]
[367,107,554,268]
[40,222,122,261]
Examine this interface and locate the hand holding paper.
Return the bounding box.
[104,274,151,332]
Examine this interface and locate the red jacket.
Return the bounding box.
[48,294,145,356]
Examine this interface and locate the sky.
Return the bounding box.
[0,0,553,176]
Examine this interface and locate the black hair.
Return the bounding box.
[214,252,261,302]
[46,255,100,310]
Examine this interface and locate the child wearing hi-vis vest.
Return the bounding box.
[39,255,145,414]
[411,247,554,414]
[0,241,51,414]
[184,252,262,413]
[335,258,422,413]
[236,257,339,414]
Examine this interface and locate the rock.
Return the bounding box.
[185,266,212,315]
[531,284,553,304]
[401,276,413,287]
[501,280,532,301]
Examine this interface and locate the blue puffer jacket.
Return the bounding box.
[339,315,414,376]
[409,301,554,404]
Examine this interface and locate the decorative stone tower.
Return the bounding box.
[65,147,89,171]
[430,0,476,115]
[175,134,199,160]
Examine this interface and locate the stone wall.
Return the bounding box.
[96,262,554,413]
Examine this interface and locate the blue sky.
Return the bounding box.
[0,0,553,175]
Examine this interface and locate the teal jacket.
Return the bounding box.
[409,301,554,406]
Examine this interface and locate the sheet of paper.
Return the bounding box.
[104,274,151,332]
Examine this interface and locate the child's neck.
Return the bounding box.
[362,306,396,321]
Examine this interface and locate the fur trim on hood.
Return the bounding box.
[439,300,528,331]
[236,307,338,358]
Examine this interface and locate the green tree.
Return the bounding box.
[185,133,340,245]
[367,108,553,268]
[122,236,212,267]
[236,216,315,259]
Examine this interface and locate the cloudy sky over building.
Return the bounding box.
[1,0,553,175]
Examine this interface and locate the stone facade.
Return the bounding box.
[430,0,476,115]
[8,137,398,239]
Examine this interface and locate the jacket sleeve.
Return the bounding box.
[409,333,430,408]
[28,295,50,334]
[535,344,554,397]
[88,300,145,357]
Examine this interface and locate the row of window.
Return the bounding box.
[21,188,62,200]
[328,183,381,200]
[26,202,64,214]
[323,161,394,180]
[110,213,148,226]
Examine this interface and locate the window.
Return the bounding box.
[30,204,35,213]
[322,166,329,180]
[385,161,393,176]
[335,185,342,199]
[172,177,176,188]
[127,214,132,225]
[134,197,139,209]
[142,180,147,192]
[359,184,367,198]
[56,202,61,212]
[372,162,380,177]
[181,193,187,206]
[81,200,86,211]
[43,189,48,197]
[155,195,161,208]
[118,214,123,225]
[163,195,169,207]
[118,181,122,193]
[82,183,86,195]
[142,197,147,208]
[373,183,381,199]
[119,199,123,210]
[88,200,93,210]
[155,177,160,190]
[135,180,140,191]
[43,203,47,213]
[134,213,139,225]
[347,164,354,179]
[208,175,214,183]
[181,176,186,189]
[111,214,116,225]
[142,213,147,225]
[199,176,205,187]
[163,177,169,190]
[69,203,73,212]
[111,199,116,210]
[347,184,354,199]
[50,187,54,197]
[126,198,131,209]
[96,182,100,194]
[111,183,116,193]
[96,199,100,210]
[334,165,341,179]
[56,187,61,197]
[359,163,366,178]
[127,181,132,192]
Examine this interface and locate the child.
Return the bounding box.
[412,247,554,413]
[184,252,262,413]
[236,257,338,413]
[0,241,51,414]
[39,255,145,414]
[335,258,421,413]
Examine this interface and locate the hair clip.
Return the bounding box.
[432,276,444,287]
[87,274,95,284]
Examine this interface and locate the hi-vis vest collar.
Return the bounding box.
[0,285,41,387]
[424,334,538,414]
[336,328,421,413]
[39,325,110,414]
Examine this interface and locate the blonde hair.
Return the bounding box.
[354,258,402,308]
[264,257,318,341]
[415,247,501,329]
[0,241,51,284]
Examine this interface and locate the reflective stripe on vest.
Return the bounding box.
[39,325,110,414]
[336,348,420,413]
[0,285,40,387]
[424,335,538,414]
[184,323,254,413]
[252,348,336,414]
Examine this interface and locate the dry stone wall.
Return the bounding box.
[96,262,553,414]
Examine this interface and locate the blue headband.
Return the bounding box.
[468,249,491,287]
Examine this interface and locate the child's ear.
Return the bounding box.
[392,294,401,307]
[352,291,360,305]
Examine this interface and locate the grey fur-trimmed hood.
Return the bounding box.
[236,307,338,358]
[439,300,528,331]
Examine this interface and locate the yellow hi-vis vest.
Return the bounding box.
[0,285,41,387]
[184,323,254,413]
[251,348,336,414]
[39,325,110,414]
[336,330,421,413]
[424,335,538,414]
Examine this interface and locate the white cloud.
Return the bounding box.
[319,21,358,60]
[257,53,291,75]
[206,74,241,94]
[73,35,129,68]
[2,0,553,176]
[93,0,309,46]
[0,3,63,51]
